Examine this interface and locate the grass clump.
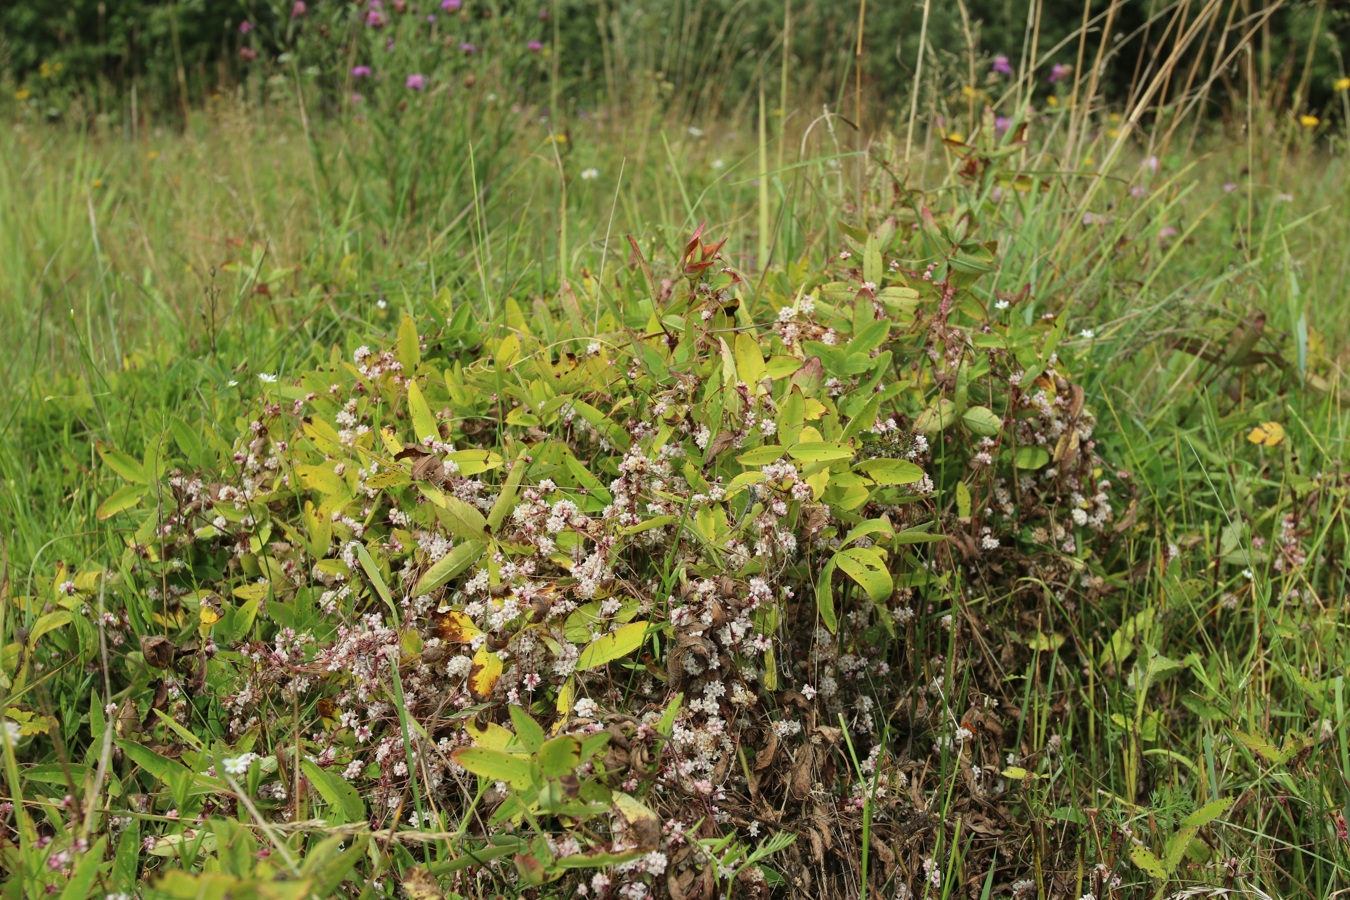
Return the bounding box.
[5,2,1350,900]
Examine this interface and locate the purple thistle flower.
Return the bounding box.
[239,20,254,34]
[528,40,544,52]
[1049,63,1072,84]
[994,115,1011,136]
[291,1,307,17]
[442,0,461,9]
[352,65,372,78]
[350,92,364,104]
[365,9,386,27]
[459,41,478,54]
[406,73,426,90]
[992,55,1013,76]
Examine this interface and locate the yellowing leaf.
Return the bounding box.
[1247,421,1284,447]
[397,315,421,370]
[3,708,52,736]
[536,736,582,777]
[465,718,515,751]
[1130,845,1169,880]
[469,645,504,700]
[575,621,649,671]
[407,380,439,444]
[96,442,148,484]
[612,792,661,849]
[296,463,346,495]
[96,484,146,520]
[733,332,767,387]
[451,746,534,789]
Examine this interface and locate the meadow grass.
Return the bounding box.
[3,4,1350,899]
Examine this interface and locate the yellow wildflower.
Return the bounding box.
[1300,114,1320,127]
[1335,77,1350,91]
[14,88,30,101]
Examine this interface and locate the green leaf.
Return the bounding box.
[1182,797,1233,828]
[27,611,73,647]
[428,493,491,542]
[576,622,649,671]
[736,445,787,467]
[413,540,485,596]
[786,441,854,463]
[961,405,1002,436]
[451,747,535,789]
[734,332,767,386]
[955,481,971,518]
[509,706,546,752]
[656,693,683,736]
[116,740,190,783]
[97,484,146,520]
[834,547,892,602]
[59,836,108,900]
[913,399,956,434]
[816,559,838,633]
[407,380,439,444]
[301,759,366,824]
[839,518,895,548]
[488,450,529,532]
[1014,446,1051,470]
[1163,824,1199,871]
[1129,845,1169,880]
[397,315,421,370]
[536,736,582,778]
[778,386,805,446]
[855,458,923,485]
[863,234,883,288]
[97,442,148,484]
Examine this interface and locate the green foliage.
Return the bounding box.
[5,5,1350,898]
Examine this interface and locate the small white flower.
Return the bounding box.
[223,753,256,776]
[687,125,704,137]
[376,299,388,310]
[258,373,278,383]
[994,299,1010,310]
[1,720,21,745]
[580,167,599,180]
[711,158,725,169]
[1079,329,1095,339]
[227,380,239,387]
[1242,569,1255,580]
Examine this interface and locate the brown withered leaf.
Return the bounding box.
[788,744,815,801]
[753,726,779,771]
[140,636,176,669]
[430,609,480,644]
[701,431,738,470]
